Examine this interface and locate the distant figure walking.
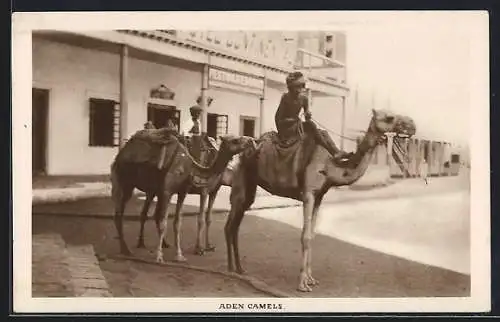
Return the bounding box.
[420,159,429,185]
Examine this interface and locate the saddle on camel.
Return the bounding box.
[121,110,217,183]
[257,71,354,192]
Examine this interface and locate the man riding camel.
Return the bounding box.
[275,71,352,162]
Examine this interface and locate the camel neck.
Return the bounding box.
[189,143,233,178]
[350,123,380,168]
[330,122,381,186]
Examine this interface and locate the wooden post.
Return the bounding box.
[438,142,445,176]
[119,44,129,148]
[405,137,410,178]
[200,64,209,133]
[386,132,396,178]
[428,141,433,175]
[415,139,420,177]
[259,75,267,136]
[340,96,346,150]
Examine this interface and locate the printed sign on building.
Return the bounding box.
[176,31,298,68]
[208,67,264,95]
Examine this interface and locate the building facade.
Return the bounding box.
[32,30,349,175]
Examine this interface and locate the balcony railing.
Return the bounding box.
[294,48,347,85]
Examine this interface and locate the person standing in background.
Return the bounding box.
[181,105,202,137]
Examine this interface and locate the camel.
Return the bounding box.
[224,109,416,292]
[135,134,242,256]
[111,129,256,263]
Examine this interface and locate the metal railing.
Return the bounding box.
[392,138,411,177]
[293,48,347,85]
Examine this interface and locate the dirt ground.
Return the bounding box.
[32,209,470,298]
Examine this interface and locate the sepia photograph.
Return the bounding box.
[12,11,490,313]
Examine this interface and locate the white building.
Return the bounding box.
[32,30,349,175]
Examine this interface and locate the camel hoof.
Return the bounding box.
[235,268,246,275]
[194,248,205,256]
[174,254,187,262]
[307,277,319,286]
[156,255,164,263]
[297,283,313,292]
[205,245,216,252]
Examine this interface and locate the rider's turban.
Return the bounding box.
[286,72,306,88]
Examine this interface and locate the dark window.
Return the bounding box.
[89,98,119,147]
[147,103,180,130]
[451,154,460,163]
[207,113,228,139]
[241,117,256,138]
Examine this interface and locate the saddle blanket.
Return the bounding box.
[115,129,179,170]
[257,131,315,189]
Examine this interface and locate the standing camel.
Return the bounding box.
[224,109,416,292]
[135,134,241,256]
[111,130,255,263]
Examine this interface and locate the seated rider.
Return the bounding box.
[274,71,352,162]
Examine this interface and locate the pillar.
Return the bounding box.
[386,132,396,177]
[119,44,129,148]
[415,139,421,176]
[404,137,410,178]
[428,141,434,175]
[408,138,415,177]
[259,75,267,136]
[200,64,209,133]
[340,96,346,150]
[439,142,445,176]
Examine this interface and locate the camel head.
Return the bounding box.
[370,109,417,137]
[218,135,257,157]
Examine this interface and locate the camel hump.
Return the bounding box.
[131,128,178,145]
[114,128,180,169]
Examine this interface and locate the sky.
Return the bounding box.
[343,21,475,146]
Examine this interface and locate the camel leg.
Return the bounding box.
[173,191,187,262]
[231,208,246,275]
[225,164,254,273]
[204,187,219,252]
[155,191,174,263]
[115,187,133,255]
[232,181,256,275]
[137,193,154,248]
[194,190,208,256]
[306,194,324,287]
[298,191,314,292]
[110,165,134,256]
[224,205,236,272]
[153,197,169,249]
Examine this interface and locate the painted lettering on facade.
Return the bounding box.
[209,68,264,90]
[176,31,297,67]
